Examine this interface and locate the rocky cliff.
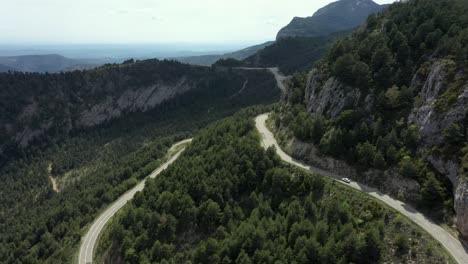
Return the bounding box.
[0,60,277,159]
[3,72,195,149]
[408,59,468,238]
[77,77,192,127]
[276,0,468,237]
[292,58,468,238]
[304,69,362,118]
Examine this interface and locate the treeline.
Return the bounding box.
[98,111,451,264]
[0,63,278,263]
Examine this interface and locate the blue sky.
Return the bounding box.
[1,0,396,44]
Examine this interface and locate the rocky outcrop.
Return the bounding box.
[305,71,362,118]
[408,60,467,147]
[289,138,421,202]
[296,58,468,238]
[78,78,191,127]
[4,76,194,150]
[408,59,468,239]
[408,60,468,238]
[455,179,468,239]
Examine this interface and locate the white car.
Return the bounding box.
[341,178,351,184]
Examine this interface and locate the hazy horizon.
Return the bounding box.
[0,42,266,59]
[1,0,396,45]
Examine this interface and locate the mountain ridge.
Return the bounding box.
[277,0,386,39]
[175,41,274,66]
[0,54,100,73]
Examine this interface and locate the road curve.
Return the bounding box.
[237,67,287,93]
[255,113,468,264]
[78,139,192,264]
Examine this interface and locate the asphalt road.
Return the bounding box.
[78,139,192,264]
[237,67,287,92]
[255,113,468,264]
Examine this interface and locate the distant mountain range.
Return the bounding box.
[174,41,274,66]
[177,0,386,70]
[0,0,386,73]
[0,54,111,73]
[277,0,386,39]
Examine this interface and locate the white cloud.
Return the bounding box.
[0,0,397,44]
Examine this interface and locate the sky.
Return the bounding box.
[0,0,396,45]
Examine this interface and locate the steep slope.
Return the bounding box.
[277,0,385,39]
[244,31,351,74]
[175,41,274,66]
[275,0,468,239]
[257,114,468,263]
[0,59,277,161]
[0,60,278,263]
[97,112,452,264]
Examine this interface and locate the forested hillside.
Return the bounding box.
[0,60,278,263]
[175,41,274,66]
[0,59,275,165]
[3,0,468,263]
[243,31,350,74]
[276,0,385,39]
[97,110,452,264]
[0,54,92,73]
[273,0,468,237]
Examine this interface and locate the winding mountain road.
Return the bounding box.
[238,67,287,92]
[255,113,468,264]
[78,139,192,264]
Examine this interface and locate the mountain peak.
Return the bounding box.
[277,0,384,40]
[313,0,380,17]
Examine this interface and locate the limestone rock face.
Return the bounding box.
[305,72,361,118]
[408,59,468,238]
[78,78,191,127]
[299,58,468,238]
[6,76,194,149]
[455,179,468,239]
[408,60,467,148]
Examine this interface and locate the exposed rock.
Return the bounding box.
[6,77,194,148]
[425,154,468,238]
[289,138,421,202]
[408,60,466,147]
[299,58,468,238]
[426,155,460,186]
[78,78,191,127]
[408,59,468,238]
[455,179,468,239]
[305,72,361,118]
